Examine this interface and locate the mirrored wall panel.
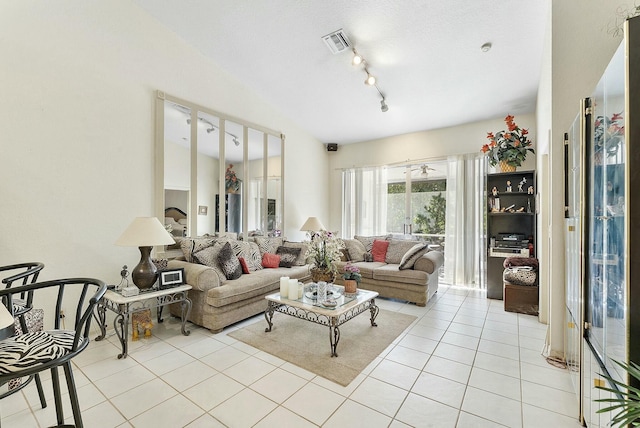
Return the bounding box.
[155,91,284,254]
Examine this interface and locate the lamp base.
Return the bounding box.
[132,246,157,290]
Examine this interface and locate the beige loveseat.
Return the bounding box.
[167,236,310,333]
[333,236,444,306]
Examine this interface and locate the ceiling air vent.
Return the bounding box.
[322,29,351,54]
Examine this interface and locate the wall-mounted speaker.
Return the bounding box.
[327,143,338,152]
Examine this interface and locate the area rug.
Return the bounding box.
[228,309,417,386]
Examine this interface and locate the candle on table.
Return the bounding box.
[279,276,289,298]
[288,279,298,301]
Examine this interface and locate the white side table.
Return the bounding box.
[95,284,192,359]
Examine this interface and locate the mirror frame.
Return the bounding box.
[155,90,285,252]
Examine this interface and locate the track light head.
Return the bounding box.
[352,50,363,65]
[206,127,214,133]
[233,138,240,147]
[186,118,191,124]
[380,99,388,112]
[365,73,376,86]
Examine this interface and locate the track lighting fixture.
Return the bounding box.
[352,49,363,65]
[380,99,388,113]
[364,69,376,86]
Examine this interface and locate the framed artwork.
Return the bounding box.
[159,268,185,288]
[198,205,208,215]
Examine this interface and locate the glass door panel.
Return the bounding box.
[585,41,626,385]
[220,120,243,235]
[247,128,265,236]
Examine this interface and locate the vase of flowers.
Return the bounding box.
[225,164,241,193]
[304,230,344,283]
[481,115,535,171]
[342,263,361,295]
[593,112,624,164]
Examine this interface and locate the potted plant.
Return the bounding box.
[594,112,624,164]
[225,164,241,193]
[481,115,535,172]
[342,263,361,295]
[595,359,640,426]
[303,230,344,283]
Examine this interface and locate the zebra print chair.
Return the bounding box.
[0,278,106,428]
[0,262,47,408]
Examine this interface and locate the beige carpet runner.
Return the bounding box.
[228,309,416,386]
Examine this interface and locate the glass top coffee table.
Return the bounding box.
[264,285,379,357]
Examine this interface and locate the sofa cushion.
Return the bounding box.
[399,243,430,270]
[218,242,242,280]
[373,264,429,285]
[262,252,281,268]
[255,236,285,256]
[180,236,217,262]
[238,257,250,274]
[385,240,423,264]
[343,239,366,262]
[343,261,387,279]
[228,240,263,272]
[276,246,301,268]
[354,235,391,254]
[372,240,390,262]
[192,241,227,282]
[282,241,309,266]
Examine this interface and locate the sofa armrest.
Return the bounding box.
[167,259,221,292]
[413,251,444,274]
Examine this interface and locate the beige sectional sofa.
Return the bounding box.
[167,234,443,333]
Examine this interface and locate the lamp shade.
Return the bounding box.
[115,217,174,247]
[115,217,175,290]
[300,216,326,232]
[0,304,15,340]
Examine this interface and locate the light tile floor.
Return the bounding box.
[0,285,586,427]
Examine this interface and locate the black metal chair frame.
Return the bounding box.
[0,278,106,428]
[0,262,47,407]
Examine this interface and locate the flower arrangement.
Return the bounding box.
[342,263,362,283]
[594,112,624,158]
[481,115,535,168]
[225,164,240,192]
[303,230,345,274]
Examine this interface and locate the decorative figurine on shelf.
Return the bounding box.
[491,187,499,197]
[528,185,534,195]
[506,181,512,192]
[518,177,527,193]
[117,265,129,291]
[527,199,532,213]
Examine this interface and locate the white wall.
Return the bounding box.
[0,2,326,300]
[327,114,537,232]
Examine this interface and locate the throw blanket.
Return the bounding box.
[503,257,538,270]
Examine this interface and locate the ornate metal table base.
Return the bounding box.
[95,288,192,359]
[265,298,379,357]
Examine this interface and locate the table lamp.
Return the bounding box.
[115,217,175,290]
[300,216,326,232]
[0,303,15,340]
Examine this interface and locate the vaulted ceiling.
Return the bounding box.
[133,0,548,145]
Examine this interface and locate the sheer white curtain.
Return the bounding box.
[443,154,487,287]
[342,167,388,238]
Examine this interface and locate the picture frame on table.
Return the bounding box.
[159,268,185,289]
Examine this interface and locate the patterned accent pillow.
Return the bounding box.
[217,242,242,280]
[372,240,390,262]
[254,236,285,256]
[262,252,281,268]
[363,253,374,262]
[152,258,168,271]
[354,235,390,254]
[276,246,301,268]
[385,240,423,264]
[399,243,430,270]
[282,241,309,266]
[180,237,217,262]
[193,241,226,282]
[343,239,366,262]
[228,240,263,272]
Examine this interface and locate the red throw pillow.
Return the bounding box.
[372,240,390,262]
[238,257,250,274]
[262,253,281,269]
